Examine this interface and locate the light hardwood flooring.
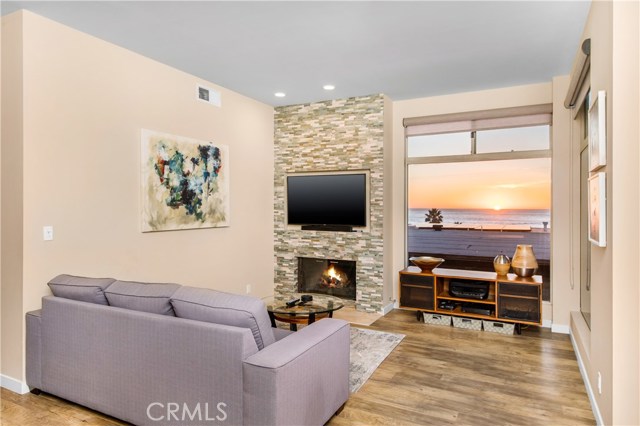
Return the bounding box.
[332,305,382,326]
[331,310,594,425]
[0,309,594,425]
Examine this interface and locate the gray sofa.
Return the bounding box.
[26,275,350,426]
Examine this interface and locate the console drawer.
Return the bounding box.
[498,296,540,323]
[498,282,539,298]
[400,284,434,310]
[400,274,434,287]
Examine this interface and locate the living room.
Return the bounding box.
[1,1,639,425]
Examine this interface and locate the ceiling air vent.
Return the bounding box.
[197,84,221,107]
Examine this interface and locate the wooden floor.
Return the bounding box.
[0,388,128,426]
[0,309,594,426]
[331,310,594,425]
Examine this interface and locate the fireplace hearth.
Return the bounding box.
[298,257,356,300]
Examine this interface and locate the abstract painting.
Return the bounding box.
[141,129,229,232]
[588,172,606,247]
[589,90,607,171]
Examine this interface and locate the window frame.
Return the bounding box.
[404,108,553,300]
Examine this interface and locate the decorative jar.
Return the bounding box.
[493,253,511,275]
[511,244,538,277]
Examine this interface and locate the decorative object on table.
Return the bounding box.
[409,256,444,272]
[511,244,538,277]
[285,298,300,308]
[141,129,229,232]
[300,294,313,303]
[588,172,607,247]
[349,327,404,393]
[588,90,607,171]
[493,253,511,275]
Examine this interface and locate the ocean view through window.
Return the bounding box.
[405,118,552,301]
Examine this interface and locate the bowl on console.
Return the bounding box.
[409,256,444,272]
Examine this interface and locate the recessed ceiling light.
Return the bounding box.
[323,85,335,91]
[274,92,286,98]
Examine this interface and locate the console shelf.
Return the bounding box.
[436,292,496,305]
[399,266,542,329]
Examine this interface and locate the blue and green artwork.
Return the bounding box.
[141,130,229,232]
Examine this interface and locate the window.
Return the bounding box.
[579,91,591,328]
[407,132,470,157]
[405,108,552,301]
[476,126,550,153]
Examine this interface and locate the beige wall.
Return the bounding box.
[391,82,565,326]
[610,2,639,423]
[550,75,579,331]
[1,11,274,383]
[569,1,640,424]
[1,11,26,383]
[585,3,614,421]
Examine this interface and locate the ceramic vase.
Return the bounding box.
[493,253,511,275]
[511,244,538,277]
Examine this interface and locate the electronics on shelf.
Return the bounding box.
[461,302,494,317]
[449,280,490,300]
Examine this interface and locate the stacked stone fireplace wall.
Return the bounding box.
[274,94,385,313]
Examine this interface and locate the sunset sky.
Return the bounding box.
[408,158,551,210]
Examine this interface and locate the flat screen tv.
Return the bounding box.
[286,172,368,228]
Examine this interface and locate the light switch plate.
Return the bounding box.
[43,226,54,241]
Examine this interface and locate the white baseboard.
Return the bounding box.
[381,302,395,315]
[551,323,570,334]
[0,374,29,394]
[570,330,604,425]
[542,319,552,328]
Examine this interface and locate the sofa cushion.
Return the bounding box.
[104,280,181,316]
[170,287,275,350]
[48,274,115,305]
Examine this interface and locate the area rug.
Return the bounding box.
[350,327,404,393]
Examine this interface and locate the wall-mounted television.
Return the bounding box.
[286,171,369,230]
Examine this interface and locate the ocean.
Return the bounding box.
[408,208,551,229]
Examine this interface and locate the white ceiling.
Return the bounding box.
[1,1,591,107]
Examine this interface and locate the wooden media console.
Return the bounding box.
[399,267,542,333]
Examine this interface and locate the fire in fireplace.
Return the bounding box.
[298,257,356,300]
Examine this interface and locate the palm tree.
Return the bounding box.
[425,208,443,223]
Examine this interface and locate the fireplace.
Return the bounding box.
[297,257,356,300]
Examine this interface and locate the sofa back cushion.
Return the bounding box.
[170,287,275,350]
[48,274,115,305]
[104,280,181,316]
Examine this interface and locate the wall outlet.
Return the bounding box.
[597,371,602,394]
[246,284,251,294]
[43,226,54,241]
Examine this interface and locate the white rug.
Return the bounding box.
[349,327,404,393]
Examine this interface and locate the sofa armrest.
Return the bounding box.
[26,309,42,390]
[242,319,350,426]
[272,327,294,341]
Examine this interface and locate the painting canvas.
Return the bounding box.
[588,90,606,171]
[141,129,229,232]
[588,172,606,247]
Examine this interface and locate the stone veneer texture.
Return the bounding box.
[274,94,385,313]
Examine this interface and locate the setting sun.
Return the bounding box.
[493,205,502,211]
